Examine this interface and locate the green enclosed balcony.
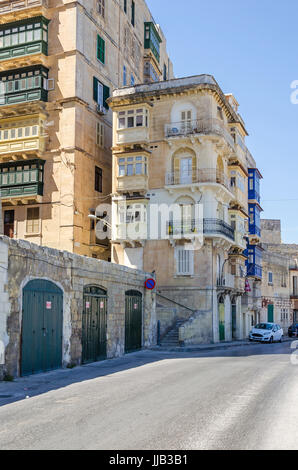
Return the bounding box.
[0,65,48,106]
[0,158,44,202]
[144,22,161,63]
[0,16,49,67]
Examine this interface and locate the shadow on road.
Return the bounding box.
[0,341,294,407]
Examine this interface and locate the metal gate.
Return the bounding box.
[21,279,63,376]
[82,286,107,364]
[125,290,142,353]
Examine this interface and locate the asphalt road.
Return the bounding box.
[1,341,298,450]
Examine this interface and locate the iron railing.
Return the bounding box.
[165,118,235,148]
[167,218,235,241]
[165,168,231,191]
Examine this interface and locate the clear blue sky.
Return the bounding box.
[147,0,298,243]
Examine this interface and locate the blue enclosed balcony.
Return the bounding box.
[245,244,263,279]
[248,203,262,237]
[248,168,262,204]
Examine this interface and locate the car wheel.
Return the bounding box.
[269,336,273,343]
[279,336,283,343]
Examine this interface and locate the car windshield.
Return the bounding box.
[255,323,273,330]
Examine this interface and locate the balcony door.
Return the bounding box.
[4,210,14,238]
[181,110,192,133]
[180,158,192,184]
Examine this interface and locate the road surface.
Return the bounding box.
[0,341,298,450]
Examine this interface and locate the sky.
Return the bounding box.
[147,0,298,243]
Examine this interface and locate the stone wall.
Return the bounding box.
[0,236,156,379]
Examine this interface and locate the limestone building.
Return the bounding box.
[260,219,298,329]
[0,0,173,259]
[109,74,263,344]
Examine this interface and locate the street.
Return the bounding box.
[0,341,298,450]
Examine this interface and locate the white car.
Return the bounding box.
[249,323,283,343]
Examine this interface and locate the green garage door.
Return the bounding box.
[82,286,107,364]
[125,291,142,353]
[21,280,63,376]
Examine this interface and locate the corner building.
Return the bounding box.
[109,75,264,345]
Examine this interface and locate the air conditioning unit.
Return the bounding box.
[97,104,107,115]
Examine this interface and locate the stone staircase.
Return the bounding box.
[160,319,187,348]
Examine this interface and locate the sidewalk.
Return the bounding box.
[152,336,293,353]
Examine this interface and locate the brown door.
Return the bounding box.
[4,210,14,238]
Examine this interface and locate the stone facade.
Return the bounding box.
[0,0,173,260]
[260,219,292,330]
[0,235,156,379]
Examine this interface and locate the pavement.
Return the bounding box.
[1,339,298,450]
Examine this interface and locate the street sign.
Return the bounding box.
[46,301,52,310]
[145,278,156,290]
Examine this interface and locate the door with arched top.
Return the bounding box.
[21,279,63,376]
[82,286,107,364]
[125,290,142,353]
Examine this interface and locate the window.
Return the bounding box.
[119,204,146,225]
[163,63,167,81]
[117,108,148,129]
[93,77,110,109]
[118,155,147,177]
[176,248,194,276]
[131,74,135,86]
[0,66,48,96]
[123,65,127,86]
[131,0,135,26]
[97,0,105,18]
[95,166,102,192]
[124,0,127,13]
[217,106,224,120]
[281,272,287,288]
[268,272,273,285]
[97,34,105,64]
[96,122,104,147]
[26,207,39,234]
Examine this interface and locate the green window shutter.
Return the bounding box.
[103,85,110,109]
[93,76,98,102]
[97,35,105,64]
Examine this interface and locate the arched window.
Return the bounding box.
[171,148,197,185]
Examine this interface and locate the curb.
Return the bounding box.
[152,337,293,353]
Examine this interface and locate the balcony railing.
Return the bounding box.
[203,218,235,241]
[217,273,235,289]
[0,0,47,14]
[165,168,231,191]
[168,218,234,242]
[165,118,235,148]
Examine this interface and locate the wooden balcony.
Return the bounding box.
[116,126,149,146]
[0,1,48,23]
[0,157,44,204]
[115,222,148,242]
[116,174,148,194]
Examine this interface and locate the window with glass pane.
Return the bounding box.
[26,207,39,234]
